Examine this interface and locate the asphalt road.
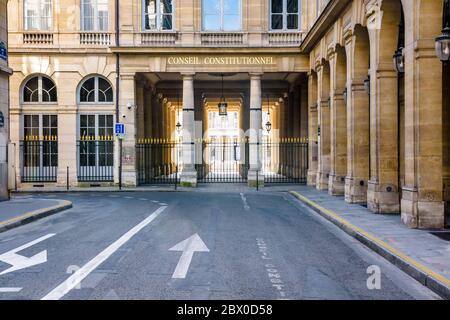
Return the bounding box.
[0,191,440,300]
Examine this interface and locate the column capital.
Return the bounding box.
[249,72,263,80]
[181,72,195,80]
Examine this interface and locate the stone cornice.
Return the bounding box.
[300,0,352,53]
[0,65,13,75]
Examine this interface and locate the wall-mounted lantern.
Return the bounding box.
[393,11,405,73]
[343,87,348,104]
[0,112,4,128]
[436,0,450,62]
[364,75,371,95]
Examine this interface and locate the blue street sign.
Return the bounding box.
[0,42,7,61]
[115,123,125,139]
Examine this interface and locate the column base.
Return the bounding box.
[316,171,329,191]
[401,188,445,229]
[248,170,264,188]
[328,174,345,196]
[307,170,317,186]
[122,170,137,187]
[345,177,367,204]
[180,169,197,188]
[367,180,400,214]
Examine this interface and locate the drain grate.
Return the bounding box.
[429,231,450,241]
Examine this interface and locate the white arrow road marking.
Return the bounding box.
[0,287,22,293]
[0,234,56,276]
[41,206,167,300]
[169,234,209,279]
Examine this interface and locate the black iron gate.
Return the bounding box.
[262,139,308,184]
[136,140,180,185]
[196,140,249,183]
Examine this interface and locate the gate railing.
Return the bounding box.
[21,137,58,182]
[261,138,308,184]
[196,140,249,183]
[77,137,114,182]
[136,139,180,185]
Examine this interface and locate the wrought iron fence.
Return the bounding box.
[77,137,114,182]
[262,138,308,184]
[196,139,249,183]
[21,137,58,182]
[136,139,180,185]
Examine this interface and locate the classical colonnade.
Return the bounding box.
[306,0,446,229]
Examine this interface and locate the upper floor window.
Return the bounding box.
[270,0,300,30]
[24,0,52,31]
[143,0,174,31]
[23,75,57,103]
[81,0,109,31]
[203,0,241,31]
[78,76,113,103]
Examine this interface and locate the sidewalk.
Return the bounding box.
[0,196,72,233]
[289,186,450,299]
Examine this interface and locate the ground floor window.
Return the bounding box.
[21,114,58,182]
[78,114,114,182]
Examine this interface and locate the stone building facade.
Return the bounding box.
[0,0,11,201]
[6,0,449,228]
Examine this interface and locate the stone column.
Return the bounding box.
[144,86,153,138]
[180,73,197,187]
[119,73,137,186]
[316,64,331,190]
[248,73,263,187]
[328,48,347,195]
[307,72,318,186]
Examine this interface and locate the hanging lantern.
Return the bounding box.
[218,75,228,116]
[436,0,450,62]
[265,95,272,133]
[176,93,182,133]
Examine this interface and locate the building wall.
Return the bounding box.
[0,0,11,201]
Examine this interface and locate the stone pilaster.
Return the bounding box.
[328,47,347,196]
[344,30,370,204]
[119,73,137,187]
[307,72,318,186]
[316,64,331,191]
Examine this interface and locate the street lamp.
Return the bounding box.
[364,75,370,95]
[393,11,405,73]
[218,75,228,116]
[436,0,450,62]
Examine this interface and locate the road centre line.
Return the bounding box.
[41,206,168,300]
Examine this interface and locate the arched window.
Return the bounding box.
[79,76,113,103]
[24,0,53,31]
[23,75,57,103]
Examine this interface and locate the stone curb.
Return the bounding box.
[0,200,73,233]
[289,191,450,300]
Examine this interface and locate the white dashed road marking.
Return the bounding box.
[240,193,250,211]
[0,288,22,293]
